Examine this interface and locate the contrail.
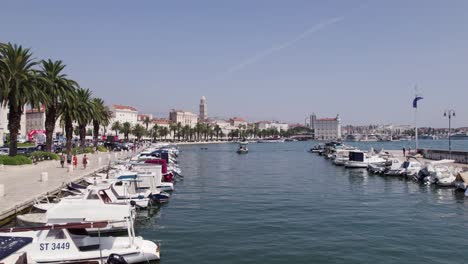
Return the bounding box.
[222,16,344,76]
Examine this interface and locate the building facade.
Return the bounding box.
[229,117,247,128]
[0,105,27,145]
[110,104,138,126]
[169,110,198,128]
[255,121,289,132]
[199,96,207,122]
[310,113,342,140]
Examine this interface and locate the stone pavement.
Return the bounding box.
[0,150,134,221]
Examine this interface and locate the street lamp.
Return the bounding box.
[443,109,455,158]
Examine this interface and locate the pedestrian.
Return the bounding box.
[403,147,406,157]
[83,154,88,169]
[67,153,72,165]
[73,154,78,169]
[60,153,65,168]
[408,147,412,155]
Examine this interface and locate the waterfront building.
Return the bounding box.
[255,121,289,132]
[152,118,170,128]
[199,96,208,122]
[229,117,248,128]
[169,109,198,128]
[137,114,153,127]
[25,106,63,134]
[310,113,342,140]
[109,104,138,126]
[0,105,27,145]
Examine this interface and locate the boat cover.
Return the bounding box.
[0,236,32,260]
[144,159,168,173]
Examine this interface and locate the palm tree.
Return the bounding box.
[169,123,177,140]
[38,59,77,152]
[121,122,132,141]
[111,121,121,136]
[159,126,169,140]
[59,88,79,155]
[91,98,112,147]
[143,116,151,132]
[195,123,203,141]
[182,125,190,141]
[176,122,182,141]
[132,124,146,141]
[151,124,159,142]
[76,88,95,148]
[214,124,221,140]
[0,43,45,156]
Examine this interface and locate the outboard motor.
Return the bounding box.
[107,253,129,264]
[414,167,430,182]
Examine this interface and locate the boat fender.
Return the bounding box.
[107,253,129,264]
[129,200,137,207]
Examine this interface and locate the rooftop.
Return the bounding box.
[112,104,138,112]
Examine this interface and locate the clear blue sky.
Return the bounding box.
[2,1,467,127]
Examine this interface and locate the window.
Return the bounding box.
[46,229,66,239]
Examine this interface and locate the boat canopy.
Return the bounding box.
[0,236,32,260]
[349,151,365,162]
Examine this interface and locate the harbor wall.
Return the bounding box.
[420,149,468,164]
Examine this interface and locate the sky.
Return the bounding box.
[1,0,468,127]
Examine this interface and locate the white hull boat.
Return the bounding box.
[0,221,160,263]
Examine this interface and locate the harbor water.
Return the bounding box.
[138,141,468,264]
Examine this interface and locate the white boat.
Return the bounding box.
[19,201,134,234]
[420,160,460,186]
[386,159,422,177]
[344,151,387,168]
[34,184,151,212]
[0,221,160,263]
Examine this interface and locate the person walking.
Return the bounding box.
[408,147,412,155]
[72,154,78,169]
[402,147,406,157]
[67,153,72,166]
[83,154,88,169]
[60,153,65,168]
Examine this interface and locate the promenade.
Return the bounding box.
[0,151,133,223]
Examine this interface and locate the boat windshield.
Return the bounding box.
[402,161,410,169]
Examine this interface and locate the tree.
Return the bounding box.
[92,98,112,147]
[121,122,132,141]
[111,121,121,136]
[169,123,177,140]
[59,88,79,155]
[182,125,190,141]
[214,124,221,140]
[0,43,45,156]
[143,116,151,132]
[176,122,182,141]
[195,123,203,141]
[151,124,159,142]
[159,126,169,140]
[132,124,146,141]
[38,59,77,152]
[76,88,95,148]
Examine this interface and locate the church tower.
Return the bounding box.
[199,96,207,121]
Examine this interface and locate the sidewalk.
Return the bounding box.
[0,150,133,221]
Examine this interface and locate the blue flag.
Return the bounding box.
[413,96,423,108]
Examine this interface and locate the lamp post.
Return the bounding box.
[443,109,455,158]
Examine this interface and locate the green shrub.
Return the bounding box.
[0,155,33,165]
[29,151,59,161]
[71,147,95,155]
[97,146,108,152]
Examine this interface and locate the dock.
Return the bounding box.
[0,151,133,224]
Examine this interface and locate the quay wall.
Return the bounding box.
[420,149,468,164]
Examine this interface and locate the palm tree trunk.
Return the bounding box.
[65,117,73,154]
[79,124,86,148]
[44,106,57,152]
[7,105,22,156]
[93,120,99,147]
